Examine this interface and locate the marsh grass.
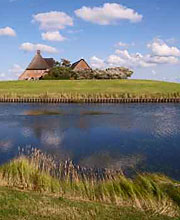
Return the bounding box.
[0,157,60,193]
[2,92,180,99]
[1,148,180,217]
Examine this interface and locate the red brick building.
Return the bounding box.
[71,59,91,72]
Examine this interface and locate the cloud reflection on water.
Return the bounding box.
[0,103,180,179]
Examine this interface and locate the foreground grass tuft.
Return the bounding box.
[0,157,60,192]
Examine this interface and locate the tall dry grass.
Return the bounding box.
[1,92,180,100]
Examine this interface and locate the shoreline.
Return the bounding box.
[0,97,180,103]
[1,149,180,219]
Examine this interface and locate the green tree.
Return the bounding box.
[41,67,75,80]
[61,59,71,67]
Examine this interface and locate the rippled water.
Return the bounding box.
[0,103,180,179]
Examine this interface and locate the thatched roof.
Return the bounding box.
[27,50,54,70]
[44,58,55,68]
[19,50,55,80]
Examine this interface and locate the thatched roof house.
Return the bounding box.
[71,59,91,72]
[19,51,92,80]
[19,50,55,80]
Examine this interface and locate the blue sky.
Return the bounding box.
[0,0,180,81]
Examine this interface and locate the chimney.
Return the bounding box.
[37,50,41,55]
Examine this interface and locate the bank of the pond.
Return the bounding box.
[0,187,174,220]
[1,97,180,103]
[0,80,180,103]
[1,149,180,219]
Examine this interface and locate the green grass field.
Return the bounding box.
[0,186,176,220]
[0,79,180,99]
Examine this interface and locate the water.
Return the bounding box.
[0,103,180,179]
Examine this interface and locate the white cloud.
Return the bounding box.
[116,41,135,48]
[112,49,155,67]
[32,11,73,31]
[148,39,180,57]
[0,73,5,78]
[0,64,23,81]
[41,31,66,42]
[115,49,131,59]
[20,42,58,53]
[90,56,105,69]
[0,27,16,37]
[107,54,127,66]
[9,64,23,77]
[106,48,179,68]
[144,55,179,64]
[75,3,143,25]
[152,70,157,76]
[116,42,129,47]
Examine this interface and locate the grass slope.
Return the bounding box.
[0,80,180,98]
[1,156,180,219]
[0,186,176,220]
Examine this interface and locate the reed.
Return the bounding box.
[0,147,180,217]
[1,92,180,100]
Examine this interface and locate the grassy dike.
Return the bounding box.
[0,80,180,99]
[1,152,180,219]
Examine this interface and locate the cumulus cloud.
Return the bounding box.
[20,42,58,53]
[90,38,179,69]
[104,48,179,69]
[144,55,179,64]
[90,56,105,69]
[0,64,23,81]
[41,31,66,42]
[112,49,155,67]
[32,11,73,31]
[75,3,143,25]
[9,64,23,77]
[107,54,127,66]
[0,27,16,36]
[148,39,180,57]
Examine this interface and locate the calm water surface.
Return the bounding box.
[0,103,180,179]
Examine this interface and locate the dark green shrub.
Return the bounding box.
[42,67,75,80]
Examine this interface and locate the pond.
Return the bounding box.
[0,103,180,179]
